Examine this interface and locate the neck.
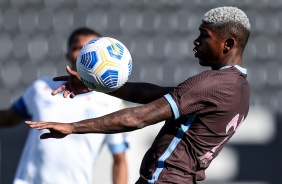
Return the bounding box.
[211,55,242,70]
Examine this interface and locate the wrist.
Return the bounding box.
[70,122,77,134]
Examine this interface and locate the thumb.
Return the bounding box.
[66,66,78,76]
[40,133,53,139]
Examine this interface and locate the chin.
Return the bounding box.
[199,60,211,67]
[199,59,207,66]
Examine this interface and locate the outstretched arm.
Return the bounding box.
[109,83,173,104]
[26,97,172,139]
[51,66,174,104]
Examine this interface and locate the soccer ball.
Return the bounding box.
[76,37,132,93]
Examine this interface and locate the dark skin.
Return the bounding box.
[194,24,242,69]
[26,23,243,139]
[33,96,172,139]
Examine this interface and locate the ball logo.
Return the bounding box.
[80,51,98,69]
[107,40,124,60]
[101,70,119,87]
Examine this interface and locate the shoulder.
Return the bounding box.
[186,69,241,86]
[177,70,221,89]
[174,69,241,97]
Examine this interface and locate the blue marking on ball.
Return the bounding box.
[128,60,132,78]
[107,43,124,60]
[101,70,119,87]
[88,38,101,44]
[80,51,98,69]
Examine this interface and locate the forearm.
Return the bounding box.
[72,106,147,134]
[108,82,174,104]
[112,153,128,184]
[26,97,173,139]
[71,97,172,134]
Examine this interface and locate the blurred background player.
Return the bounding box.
[0,27,129,184]
[27,6,250,184]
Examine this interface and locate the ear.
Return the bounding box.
[223,38,235,54]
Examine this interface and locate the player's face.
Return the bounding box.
[66,34,99,71]
[193,23,225,69]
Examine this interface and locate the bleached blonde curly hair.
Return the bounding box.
[202,6,250,31]
[202,6,251,51]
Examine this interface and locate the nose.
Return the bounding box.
[194,39,199,46]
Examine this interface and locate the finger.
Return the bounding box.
[63,91,71,98]
[25,121,33,125]
[36,126,50,130]
[53,76,69,81]
[70,93,76,98]
[63,84,71,98]
[25,121,51,129]
[68,79,79,96]
[51,85,67,96]
[25,121,44,126]
[61,84,72,98]
[66,66,79,77]
[40,133,54,139]
[27,124,45,129]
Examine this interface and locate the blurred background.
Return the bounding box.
[0,0,281,183]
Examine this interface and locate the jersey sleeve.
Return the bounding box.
[12,97,31,119]
[11,82,36,119]
[165,71,230,119]
[105,133,129,155]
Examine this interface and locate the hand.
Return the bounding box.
[25,121,74,139]
[51,66,93,98]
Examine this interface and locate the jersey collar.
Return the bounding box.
[219,65,247,74]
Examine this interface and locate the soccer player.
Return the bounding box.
[0,27,129,184]
[27,7,250,184]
